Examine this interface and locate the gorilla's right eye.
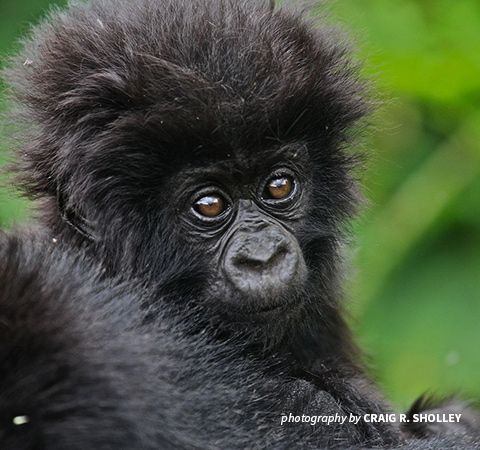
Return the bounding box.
[266,176,293,200]
[193,194,227,218]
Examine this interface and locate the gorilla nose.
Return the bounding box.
[223,227,303,297]
[233,237,286,268]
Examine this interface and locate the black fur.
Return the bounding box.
[1,0,479,448]
[1,232,479,449]
[0,231,284,449]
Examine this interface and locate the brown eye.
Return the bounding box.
[193,195,226,218]
[266,176,293,200]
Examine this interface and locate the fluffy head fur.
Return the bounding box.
[7,0,366,248]
[4,0,369,350]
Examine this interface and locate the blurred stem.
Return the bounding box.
[352,112,480,318]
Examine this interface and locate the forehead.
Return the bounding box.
[175,142,309,184]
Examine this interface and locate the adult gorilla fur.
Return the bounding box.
[1,0,479,448]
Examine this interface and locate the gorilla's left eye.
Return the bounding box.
[193,194,227,218]
[265,176,294,200]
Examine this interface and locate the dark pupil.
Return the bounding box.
[267,177,292,199]
[194,195,224,217]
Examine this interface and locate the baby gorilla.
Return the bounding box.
[1,0,479,448]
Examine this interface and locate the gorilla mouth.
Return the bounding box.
[250,302,299,318]
[228,293,303,319]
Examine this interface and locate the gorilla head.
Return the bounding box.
[7,0,366,346]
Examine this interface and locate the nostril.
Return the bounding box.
[234,257,263,270]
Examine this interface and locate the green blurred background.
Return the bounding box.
[0,0,479,409]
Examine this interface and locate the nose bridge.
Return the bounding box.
[236,199,269,232]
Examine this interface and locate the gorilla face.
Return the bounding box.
[174,145,310,315]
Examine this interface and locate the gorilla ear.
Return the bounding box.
[57,186,96,241]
